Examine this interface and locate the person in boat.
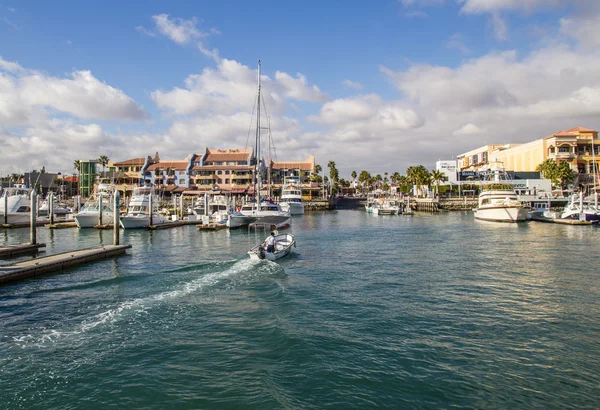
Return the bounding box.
[263,232,277,253]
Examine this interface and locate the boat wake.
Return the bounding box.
[9,258,285,349]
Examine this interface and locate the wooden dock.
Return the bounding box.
[529,215,595,225]
[0,245,132,285]
[0,243,46,258]
[1,221,49,229]
[46,222,78,229]
[198,223,228,231]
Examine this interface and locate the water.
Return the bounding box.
[1,211,600,409]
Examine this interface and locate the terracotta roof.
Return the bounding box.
[191,165,252,171]
[565,126,597,133]
[204,148,252,163]
[271,162,313,171]
[113,158,146,166]
[146,161,188,171]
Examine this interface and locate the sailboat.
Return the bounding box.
[228,60,290,229]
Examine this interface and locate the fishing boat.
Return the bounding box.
[74,183,115,228]
[247,216,296,261]
[120,186,170,229]
[372,196,401,215]
[279,174,305,215]
[0,185,49,225]
[473,161,528,223]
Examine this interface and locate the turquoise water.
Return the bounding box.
[1,211,600,409]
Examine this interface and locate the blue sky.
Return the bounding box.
[1,0,599,178]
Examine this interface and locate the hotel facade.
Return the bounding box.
[457,126,600,185]
[101,148,318,200]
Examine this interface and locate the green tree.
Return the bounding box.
[98,155,110,175]
[430,170,446,197]
[73,160,81,175]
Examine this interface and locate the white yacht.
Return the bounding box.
[74,184,115,228]
[120,186,170,229]
[39,196,72,217]
[560,193,600,222]
[279,175,304,215]
[372,197,401,215]
[228,201,289,229]
[206,195,233,224]
[473,162,528,223]
[0,185,48,225]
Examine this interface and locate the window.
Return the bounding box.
[217,170,223,175]
[218,179,222,184]
[179,179,185,185]
[225,179,230,184]
[559,146,570,153]
[225,170,230,175]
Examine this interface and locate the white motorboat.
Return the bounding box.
[279,175,304,215]
[248,221,296,261]
[473,161,528,223]
[120,186,170,229]
[74,184,115,228]
[228,201,289,228]
[560,193,600,222]
[39,196,72,217]
[474,190,529,222]
[0,185,48,225]
[372,197,400,215]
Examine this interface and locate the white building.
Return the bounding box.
[435,160,458,184]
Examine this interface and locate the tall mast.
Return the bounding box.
[254,60,261,203]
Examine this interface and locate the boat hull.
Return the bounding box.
[279,202,304,215]
[120,214,169,229]
[474,206,529,222]
[248,233,295,261]
[75,212,114,228]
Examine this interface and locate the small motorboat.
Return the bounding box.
[248,232,296,261]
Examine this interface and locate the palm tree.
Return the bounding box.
[73,160,81,174]
[314,164,322,176]
[97,155,109,176]
[430,170,445,197]
[351,170,357,186]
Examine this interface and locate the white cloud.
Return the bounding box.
[445,33,471,54]
[152,58,327,116]
[0,58,146,141]
[459,0,564,14]
[0,56,25,73]
[135,25,156,38]
[152,14,203,45]
[453,123,483,136]
[490,12,508,41]
[342,79,364,90]
[404,11,429,18]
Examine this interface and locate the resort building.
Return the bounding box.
[435,160,458,184]
[456,126,600,189]
[269,156,319,200]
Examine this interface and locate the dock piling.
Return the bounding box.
[149,194,153,226]
[49,192,55,225]
[113,191,120,245]
[98,192,103,226]
[30,191,37,244]
[3,194,7,225]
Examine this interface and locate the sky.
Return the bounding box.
[1,0,600,179]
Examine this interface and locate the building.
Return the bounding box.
[458,127,599,174]
[456,126,600,190]
[77,160,98,198]
[435,160,458,184]
[270,156,319,199]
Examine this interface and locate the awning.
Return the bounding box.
[231,188,247,194]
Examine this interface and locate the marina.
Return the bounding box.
[1,211,599,408]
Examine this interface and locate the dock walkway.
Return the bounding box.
[0,243,46,258]
[0,245,132,285]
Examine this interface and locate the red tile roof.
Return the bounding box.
[204,148,252,163]
[565,126,597,133]
[146,161,188,171]
[113,158,146,166]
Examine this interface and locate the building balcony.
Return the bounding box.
[195,175,215,180]
[549,152,576,159]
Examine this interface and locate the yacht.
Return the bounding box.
[560,193,600,222]
[39,195,72,217]
[120,186,170,229]
[206,195,233,224]
[372,196,401,215]
[0,185,48,225]
[279,175,304,215]
[228,201,289,229]
[473,162,528,223]
[74,184,116,228]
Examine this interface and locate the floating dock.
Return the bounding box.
[46,222,78,229]
[198,223,228,231]
[0,243,46,258]
[0,245,132,285]
[529,215,596,225]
